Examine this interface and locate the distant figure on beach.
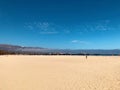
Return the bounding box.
[86,55,87,59]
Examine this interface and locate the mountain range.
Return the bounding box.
[0,44,120,55]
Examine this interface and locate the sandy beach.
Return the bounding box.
[0,55,120,90]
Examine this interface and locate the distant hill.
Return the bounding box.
[0,44,120,55]
[0,44,45,51]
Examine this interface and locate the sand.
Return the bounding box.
[0,55,120,90]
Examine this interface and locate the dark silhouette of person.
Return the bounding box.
[86,55,87,59]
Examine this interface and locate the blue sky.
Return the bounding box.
[0,0,120,49]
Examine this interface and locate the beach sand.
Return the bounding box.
[0,55,120,90]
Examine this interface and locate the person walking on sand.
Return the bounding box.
[86,55,87,59]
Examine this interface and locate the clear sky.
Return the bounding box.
[0,0,120,49]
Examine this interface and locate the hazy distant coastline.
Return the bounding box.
[0,44,120,56]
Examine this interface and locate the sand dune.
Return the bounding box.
[0,55,120,90]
